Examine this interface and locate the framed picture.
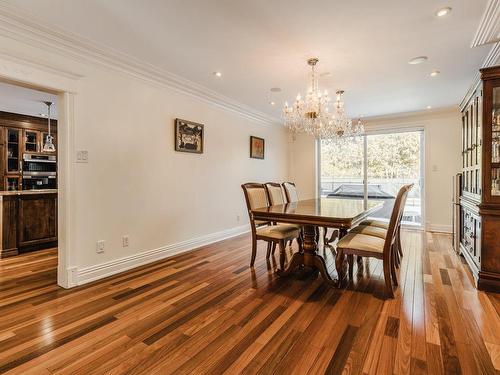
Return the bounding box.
[250,136,265,159]
[175,118,204,154]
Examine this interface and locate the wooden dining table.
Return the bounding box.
[251,198,383,286]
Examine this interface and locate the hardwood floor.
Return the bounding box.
[0,231,499,374]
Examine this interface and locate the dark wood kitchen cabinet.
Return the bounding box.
[0,111,57,190]
[18,193,57,248]
[0,191,57,258]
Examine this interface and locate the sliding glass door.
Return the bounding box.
[319,136,364,196]
[319,129,424,227]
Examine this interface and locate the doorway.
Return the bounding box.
[0,81,59,281]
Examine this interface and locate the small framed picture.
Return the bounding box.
[175,118,204,154]
[250,136,265,159]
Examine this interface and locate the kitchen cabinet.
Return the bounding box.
[0,191,57,257]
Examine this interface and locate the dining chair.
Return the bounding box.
[242,183,301,269]
[282,181,299,203]
[264,182,303,251]
[282,182,332,244]
[361,222,403,266]
[354,189,410,267]
[336,184,413,298]
[349,186,412,269]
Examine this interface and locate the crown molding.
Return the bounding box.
[0,3,279,126]
[0,50,84,81]
[471,0,500,47]
[363,105,459,124]
[483,40,500,67]
[460,42,500,109]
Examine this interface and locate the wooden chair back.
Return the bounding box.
[282,182,299,203]
[383,184,413,257]
[241,183,269,233]
[264,182,286,206]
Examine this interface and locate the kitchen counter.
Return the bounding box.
[0,189,58,196]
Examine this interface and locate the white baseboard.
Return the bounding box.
[426,224,452,234]
[75,224,250,286]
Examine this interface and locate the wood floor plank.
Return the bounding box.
[0,231,498,374]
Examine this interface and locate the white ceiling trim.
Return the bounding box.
[471,0,500,47]
[460,42,500,109]
[0,3,280,126]
[0,50,84,82]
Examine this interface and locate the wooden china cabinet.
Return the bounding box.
[459,65,500,292]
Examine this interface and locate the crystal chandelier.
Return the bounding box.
[283,58,363,139]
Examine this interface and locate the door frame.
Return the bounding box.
[0,54,80,288]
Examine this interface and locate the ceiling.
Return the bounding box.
[0,81,58,118]
[3,0,494,119]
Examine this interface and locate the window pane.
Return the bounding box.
[320,136,364,198]
[366,131,422,225]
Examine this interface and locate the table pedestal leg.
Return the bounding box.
[277,225,336,286]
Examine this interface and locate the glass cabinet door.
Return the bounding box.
[5,176,21,191]
[6,128,21,173]
[24,130,39,153]
[492,86,500,196]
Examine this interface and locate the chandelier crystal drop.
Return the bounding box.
[283,58,364,139]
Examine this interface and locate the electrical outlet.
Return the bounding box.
[76,150,89,163]
[122,235,130,247]
[96,240,105,253]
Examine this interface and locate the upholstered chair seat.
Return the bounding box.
[359,218,403,267]
[337,233,385,254]
[257,225,300,239]
[349,225,387,239]
[359,219,389,229]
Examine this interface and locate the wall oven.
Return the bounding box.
[22,154,57,190]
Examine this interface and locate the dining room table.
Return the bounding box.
[251,197,383,286]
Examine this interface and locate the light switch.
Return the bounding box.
[76,150,89,163]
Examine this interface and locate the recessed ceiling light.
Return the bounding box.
[435,7,452,17]
[269,101,275,106]
[408,56,428,65]
[213,71,222,77]
[426,105,432,109]
[270,87,282,92]
[430,70,440,77]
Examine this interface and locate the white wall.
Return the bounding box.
[288,132,317,199]
[289,107,462,232]
[0,35,289,284]
[73,69,289,270]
